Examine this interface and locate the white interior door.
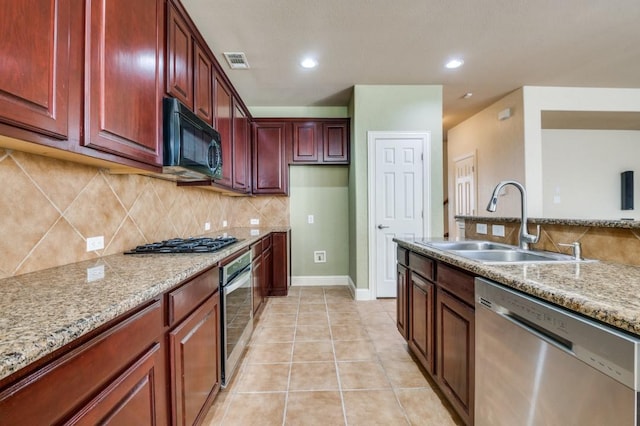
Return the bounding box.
[454,153,477,239]
[369,132,429,298]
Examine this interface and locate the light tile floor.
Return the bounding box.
[202,286,462,425]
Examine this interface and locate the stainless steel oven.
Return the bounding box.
[220,250,252,387]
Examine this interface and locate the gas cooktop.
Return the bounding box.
[124,236,238,254]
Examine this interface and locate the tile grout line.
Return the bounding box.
[281,289,301,426]
[325,287,350,426]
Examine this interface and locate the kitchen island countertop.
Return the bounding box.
[0,227,288,382]
[395,237,640,338]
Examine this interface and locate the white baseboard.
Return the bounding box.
[348,276,373,301]
[291,275,349,287]
[291,276,373,300]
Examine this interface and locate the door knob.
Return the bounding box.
[377,224,389,229]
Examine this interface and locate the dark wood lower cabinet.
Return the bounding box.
[398,249,476,425]
[437,289,475,425]
[0,300,167,425]
[270,231,290,297]
[396,263,409,339]
[169,291,220,426]
[408,272,435,374]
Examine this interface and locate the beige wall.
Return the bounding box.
[522,86,640,217]
[0,149,289,278]
[447,89,525,237]
[542,129,640,219]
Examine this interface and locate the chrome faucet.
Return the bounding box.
[486,180,540,250]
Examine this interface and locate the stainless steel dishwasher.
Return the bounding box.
[475,277,640,426]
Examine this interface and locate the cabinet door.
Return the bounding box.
[252,121,289,195]
[264,237,273,298]
[396,264,409,340]
[0,0,71,139]
[270,232,289,296]
[232,101,250,192]
[291,121,319,163]
[169,292,221,426]
[193,43,213,125]
[408,272,435,374]
[252,252,264,316]
[166,2,193,109]
[66,343,163,425]
[84,0,163,166]
[436,289,474,425]
[322,121,349,163]
[214,73,233,187]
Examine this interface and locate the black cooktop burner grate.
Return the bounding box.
[124,236,238,254]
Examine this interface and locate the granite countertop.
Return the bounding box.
[456,215,640,229]
[0,227,288,382]
[395,237,640,337]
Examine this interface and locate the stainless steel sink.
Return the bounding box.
[418,240,514,251]
[453,249,580,264]
[415,239,592,264]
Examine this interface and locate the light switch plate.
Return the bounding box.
[250,218,259,225]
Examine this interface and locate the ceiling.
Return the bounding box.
[181,0,640,133]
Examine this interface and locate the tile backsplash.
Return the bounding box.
[0,149,289,278]
[463,218,640,266]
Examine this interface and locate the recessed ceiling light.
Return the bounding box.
[300,58,318,69]
[445,58,464,69]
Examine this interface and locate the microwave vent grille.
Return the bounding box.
[223,52,250,69]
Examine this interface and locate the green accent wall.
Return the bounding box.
[289,166,349,276]
[349,85,444,291]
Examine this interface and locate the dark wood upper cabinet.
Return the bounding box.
[233,100,251,192]
[252,121,289,195]
[292,121,320,162]
[290,119,350,165]
[0,0,71,139]
[166,2,193,109]
[83,0,164,166]
[194,43,214,125]
[214,73,233,187]
[322,121,349,163]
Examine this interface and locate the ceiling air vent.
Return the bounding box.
[223,52,250,69]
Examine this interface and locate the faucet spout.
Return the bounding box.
[486,180,540,250]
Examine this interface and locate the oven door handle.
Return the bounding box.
[224,267,251,293]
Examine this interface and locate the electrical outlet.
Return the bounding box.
[223,220,228,227]
[86,265,105,282]
[308,215,314,224]
[204,222,211,231]
[86,236,104,251]
[250,218,259,225]
[250,229,259,236]
[314,250,326,263]
[492,224,505,237]
[476,224,488,235]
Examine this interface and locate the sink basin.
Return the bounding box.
[414,239,591,264]
[453,249,580,264]
[419,240,514,251]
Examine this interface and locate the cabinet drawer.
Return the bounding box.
[263,234,273,250]
[409,252,434,281]
[168,268,218,327]
[437,264,474,306]
[397,247,409,267]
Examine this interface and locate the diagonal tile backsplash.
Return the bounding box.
[0,149,289,278]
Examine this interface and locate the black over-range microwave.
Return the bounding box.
[162,97,223,180]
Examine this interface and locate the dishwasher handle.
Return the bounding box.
[498,309,574,356]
